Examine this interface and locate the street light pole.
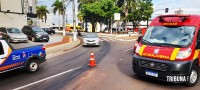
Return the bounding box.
[62,0,66,36]
[72,0,77,41]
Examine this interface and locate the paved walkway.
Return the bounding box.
[98,33,139,42]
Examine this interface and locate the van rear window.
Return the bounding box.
[0,42,4,55]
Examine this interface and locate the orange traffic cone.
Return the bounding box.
[88,52,97,67]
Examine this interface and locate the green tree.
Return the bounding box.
[80,2,101,32]
[78,0,99,32]
[79,0,120,32]
[117,0,137,32]
[52,0,64,30]
[99,0,120,32]
[78,0,98,10]
[77,12,84,27]
[36,5,49,23]
[128,0,153,31]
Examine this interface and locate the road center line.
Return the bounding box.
[13,66,82,90]
[123,48,133,52]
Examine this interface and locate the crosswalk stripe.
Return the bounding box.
[99,37,134,42]
[99,38,104,41]
[103,38,110,41]
[107,38,116,41]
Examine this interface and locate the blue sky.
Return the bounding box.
[37,0,200,26]
[37,0,78,26]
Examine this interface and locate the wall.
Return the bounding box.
[0,13,27,29]
[1,0,23,13]
[0,0,36,29]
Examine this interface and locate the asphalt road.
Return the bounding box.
[65,37,200,90]
[0,38,110,90]
[1,36,200,90]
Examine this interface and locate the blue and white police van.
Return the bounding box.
[0,40,46,73]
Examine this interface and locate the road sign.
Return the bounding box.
[114,13,120,20]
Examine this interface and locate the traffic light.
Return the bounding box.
[165,8,169,13]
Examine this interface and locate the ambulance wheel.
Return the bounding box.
[185,65,199,87]
[26,60,39,73]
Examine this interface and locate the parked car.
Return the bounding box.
[0,28,10,42]
[0,27,28,43]
[103,26,124,33]
[0,40,46,73]
[22,26,49,42]
[42,28,55,34]
[83,33,100,46]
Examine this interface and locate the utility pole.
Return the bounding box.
[72,0,77,41]
[62,0,66,36]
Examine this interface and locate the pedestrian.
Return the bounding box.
[77,30,82,36]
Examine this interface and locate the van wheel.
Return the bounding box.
[185,65,199,87]
[32,37,36,42]
[26,60,39,73]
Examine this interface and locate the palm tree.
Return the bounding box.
[36,5,49,23]
[77,12,84,28]
[77,0,98,32]
[78,0,97,8]
[117,0,137,33]
[52,0,64,30]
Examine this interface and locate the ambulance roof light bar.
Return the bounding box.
[158,15,190,22]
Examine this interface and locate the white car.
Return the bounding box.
[83,33,100,46]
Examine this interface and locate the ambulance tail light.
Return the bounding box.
[176,48,192,60]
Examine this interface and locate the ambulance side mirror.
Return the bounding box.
[196,40,200,49]
[197,31,200,49]
[137,36,143,42]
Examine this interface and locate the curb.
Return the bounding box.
[46,37,83,58]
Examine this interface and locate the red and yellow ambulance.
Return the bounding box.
[133,15,200,86]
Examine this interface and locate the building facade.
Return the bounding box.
[0,0,37,29]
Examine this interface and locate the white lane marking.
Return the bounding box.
[13,66,82,90]
[123,48,133,52]
[46,43,83,59]
[108,38,117,41]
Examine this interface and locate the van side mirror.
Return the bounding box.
[137,36,143,42]
[196,40,200,49]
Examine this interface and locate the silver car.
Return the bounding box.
[6,28,28,43]
[83,33,100,46]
